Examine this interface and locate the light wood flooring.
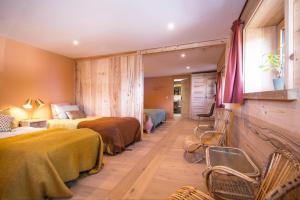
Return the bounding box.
[66,118,208,200]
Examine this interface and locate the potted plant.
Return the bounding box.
[260,53,284,90]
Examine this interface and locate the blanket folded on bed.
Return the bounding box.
[78,117,141,154]
[0,128,104,200]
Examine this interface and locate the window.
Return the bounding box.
[243,0,293,93]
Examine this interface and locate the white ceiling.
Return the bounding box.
[143,45,225,77]
[0,0,245,58]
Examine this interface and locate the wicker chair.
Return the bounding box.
[183,109,233,163]
[169,150,300,200]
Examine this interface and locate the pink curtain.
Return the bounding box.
[216,72,223,107]
[224,20,244,103]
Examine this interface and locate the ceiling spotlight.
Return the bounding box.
[181,53,185,58]
[186,66,191,70]
[73,40,79,45]
[167,23,175,30]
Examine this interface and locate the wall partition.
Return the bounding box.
[75,53,143,124]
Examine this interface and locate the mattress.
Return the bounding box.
[47,117,98,129]
[0,127,45,139]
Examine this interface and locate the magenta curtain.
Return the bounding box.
[224,20,244,103]
[216,72,223,107]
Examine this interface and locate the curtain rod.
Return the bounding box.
[238,0,248,20]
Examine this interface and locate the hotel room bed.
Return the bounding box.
[0,127,104,200]
[48,117,141,155]
[143,109,166,133]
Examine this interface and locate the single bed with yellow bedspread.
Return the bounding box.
[0,128,104,200]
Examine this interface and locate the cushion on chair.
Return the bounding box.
[201,132,223,146]
[184,135,202,152]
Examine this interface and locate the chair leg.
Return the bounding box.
[184,144,205,163]
[198,116,202,127]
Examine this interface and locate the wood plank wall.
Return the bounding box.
[295,0,300,86]
[75,53,143,125]
[226,0,300,170]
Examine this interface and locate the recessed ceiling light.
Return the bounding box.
[167,23,175,30]
[186,66,191,70]
[181,53,185,58]
[73,40,79,45]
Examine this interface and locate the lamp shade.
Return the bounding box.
[35,98,45,108]
[23,99,33,109]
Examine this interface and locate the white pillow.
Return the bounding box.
[54,105,80,119]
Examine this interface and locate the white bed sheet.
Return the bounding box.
[0,127,46,139]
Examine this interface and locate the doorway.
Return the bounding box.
[173,77,190,118]
[173,79,182,117]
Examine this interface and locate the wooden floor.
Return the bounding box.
[66,118,208,200]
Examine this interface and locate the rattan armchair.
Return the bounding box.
[169,149,300,200]
[183,109,233,163]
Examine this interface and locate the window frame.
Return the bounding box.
[242,0,296,100]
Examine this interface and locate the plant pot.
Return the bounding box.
[273,78,284,90]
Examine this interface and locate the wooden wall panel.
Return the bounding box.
[75,54,143,125]
[294,0,300,87]
[216,50,225,72]
[225,0,300,169]
[228,104,300,169]
[190,73,216,120]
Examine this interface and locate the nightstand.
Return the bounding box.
[20,119,47,128]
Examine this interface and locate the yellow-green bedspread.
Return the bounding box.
[0,128,104,200]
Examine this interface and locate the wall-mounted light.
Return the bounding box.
[23,98,45,119]
[35,98,45,108]
[23,99,33,109]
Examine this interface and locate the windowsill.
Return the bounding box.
[243,89,298,101]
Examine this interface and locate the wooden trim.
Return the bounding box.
[217,50,225,72]
[75,39,228,60]
[277,19,284,55]
[191,70,217,75]
[140,39,228,55]
[75,51,138,61]
[284,0,294,89]
[243,89,298,101]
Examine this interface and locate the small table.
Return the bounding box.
[206,146,260,177]
[205,146,260,199]
[20,119,47,128]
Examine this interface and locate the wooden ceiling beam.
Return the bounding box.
[140,38,228,55]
